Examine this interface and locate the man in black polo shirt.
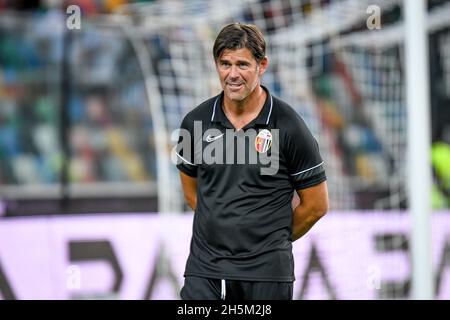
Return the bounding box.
[175,23,329,300]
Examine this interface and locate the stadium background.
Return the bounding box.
[0,0,449,299]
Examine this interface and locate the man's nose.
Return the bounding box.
[229,66,240,79]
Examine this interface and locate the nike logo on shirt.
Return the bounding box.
[205,134,224,142]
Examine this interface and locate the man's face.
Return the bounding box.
[216,48,268,102]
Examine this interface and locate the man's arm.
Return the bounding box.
[179,171,197,211]
[292,181,329,242]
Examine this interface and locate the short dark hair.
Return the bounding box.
[213,23,266,63]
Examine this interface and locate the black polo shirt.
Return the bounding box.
[176,86,326,282]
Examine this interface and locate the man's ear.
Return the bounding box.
[258,56,269,76]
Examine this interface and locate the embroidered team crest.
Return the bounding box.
[255,129,272,153]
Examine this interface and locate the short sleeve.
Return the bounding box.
[284,114,326,190]
[175,115,198,177]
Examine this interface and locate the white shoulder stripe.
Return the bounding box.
[265,94,273,124]
[290,161,324,176]
[210,96,219,122]
[176,152,197,166]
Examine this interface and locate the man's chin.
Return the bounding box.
[225,91,246,102]
[230,97,246,103]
